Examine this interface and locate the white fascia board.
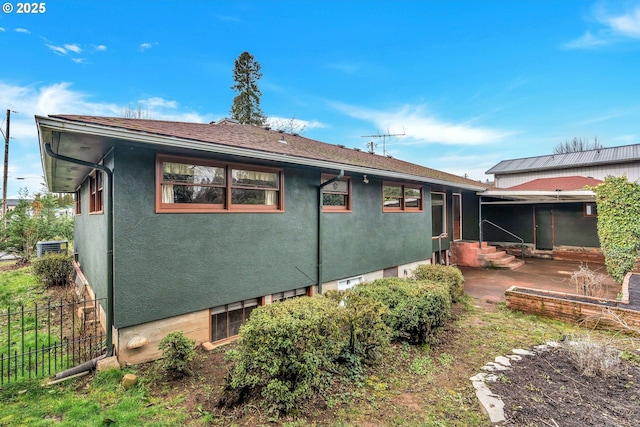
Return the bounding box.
[480,190,595,197]
[36,116,486,192]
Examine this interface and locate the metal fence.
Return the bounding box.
[0,296,106,385]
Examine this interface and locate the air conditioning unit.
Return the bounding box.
[36,240,69,258]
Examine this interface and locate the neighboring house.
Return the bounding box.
[480,145,640,259]
[486,144,640,188]
[479,176,601,256]
[5,198,32,213]
[37,115,487,364]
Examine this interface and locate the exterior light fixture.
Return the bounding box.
[363,175,369,184]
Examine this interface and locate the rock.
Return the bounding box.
[126,336,149,350]
[121,373,138,390]
[495,356,511,366]
[202,342,216,351]
[96,356,120,371]
[512,348,535,356]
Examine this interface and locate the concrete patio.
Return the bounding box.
[460,258,620,307]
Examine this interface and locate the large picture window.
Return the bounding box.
[383,182,423,212]
[321,174,351,212]
[431,192,446,237]
[156,155,283,213]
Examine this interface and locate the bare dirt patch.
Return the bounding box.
[489,345,640,427]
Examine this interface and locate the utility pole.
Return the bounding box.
[361,128,405,156]
[2,109,9,228]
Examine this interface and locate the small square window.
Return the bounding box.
[322,174,351,212]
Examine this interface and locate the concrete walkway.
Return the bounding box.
[460,258,620,306]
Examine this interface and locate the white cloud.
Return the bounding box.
[139,42,154,51]
[0,81,211,196]
[0,27,6,32]
[267,115,326,133]
[607,6,640,37]
[565,4,640,49]
[64,44,82,54]
[333,103,510,145]
[72,58,87,64]
[95,45,107,51]
[46,44,67,55]
[15,28,30,34]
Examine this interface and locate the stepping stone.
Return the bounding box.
[495,356,511,366]
[512,348,535,356]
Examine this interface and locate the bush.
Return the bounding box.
[352,278,451,345]
[564,338,626,378]
[31,253,75,287]
[227,296,346,414]
[325,290,391,374]
[158,331,196,377]
[413,264,465,302]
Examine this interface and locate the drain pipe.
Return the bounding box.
[44,142,114,357]
[317,170,344,294]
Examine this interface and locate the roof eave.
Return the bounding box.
[36,115,486,192]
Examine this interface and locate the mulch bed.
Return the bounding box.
[489,345,640,427]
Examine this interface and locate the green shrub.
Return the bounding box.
[31,253,74,287]
[593,176,640,283]
[227,296,346,414]
[413,264,465,302]
[158,331,196,377]
[352,278,451,345]
[326,290,391,375]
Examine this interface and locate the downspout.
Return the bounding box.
[44,142,114,357]
[317,170,344,294]
[479,195,483,249]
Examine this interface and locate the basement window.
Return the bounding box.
[211,298,260,342]
[272,286,310,302]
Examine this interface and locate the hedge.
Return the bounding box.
[351,278,451,345]
[412,264,465,302]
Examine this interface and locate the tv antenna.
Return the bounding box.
[361,127,405,156]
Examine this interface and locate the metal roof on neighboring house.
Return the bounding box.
[37,115,489,193]
[486,144,640,175]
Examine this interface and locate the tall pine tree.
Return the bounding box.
[230,52,267,126]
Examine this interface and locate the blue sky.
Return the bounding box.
[2,0,640,197]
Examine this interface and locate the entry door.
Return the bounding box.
[535,207,553,250]
[452,194,462,241]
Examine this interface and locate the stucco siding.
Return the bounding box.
[553,204,599,247]
[73,152,112,305]
[111,146,319,328]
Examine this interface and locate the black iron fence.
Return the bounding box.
[0,296,106,385]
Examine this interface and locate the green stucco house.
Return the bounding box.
[37,115,487,364]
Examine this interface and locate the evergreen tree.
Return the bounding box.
[230,51,267,126]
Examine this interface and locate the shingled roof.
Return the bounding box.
[48,115,487,190]
[505,176,602,191]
